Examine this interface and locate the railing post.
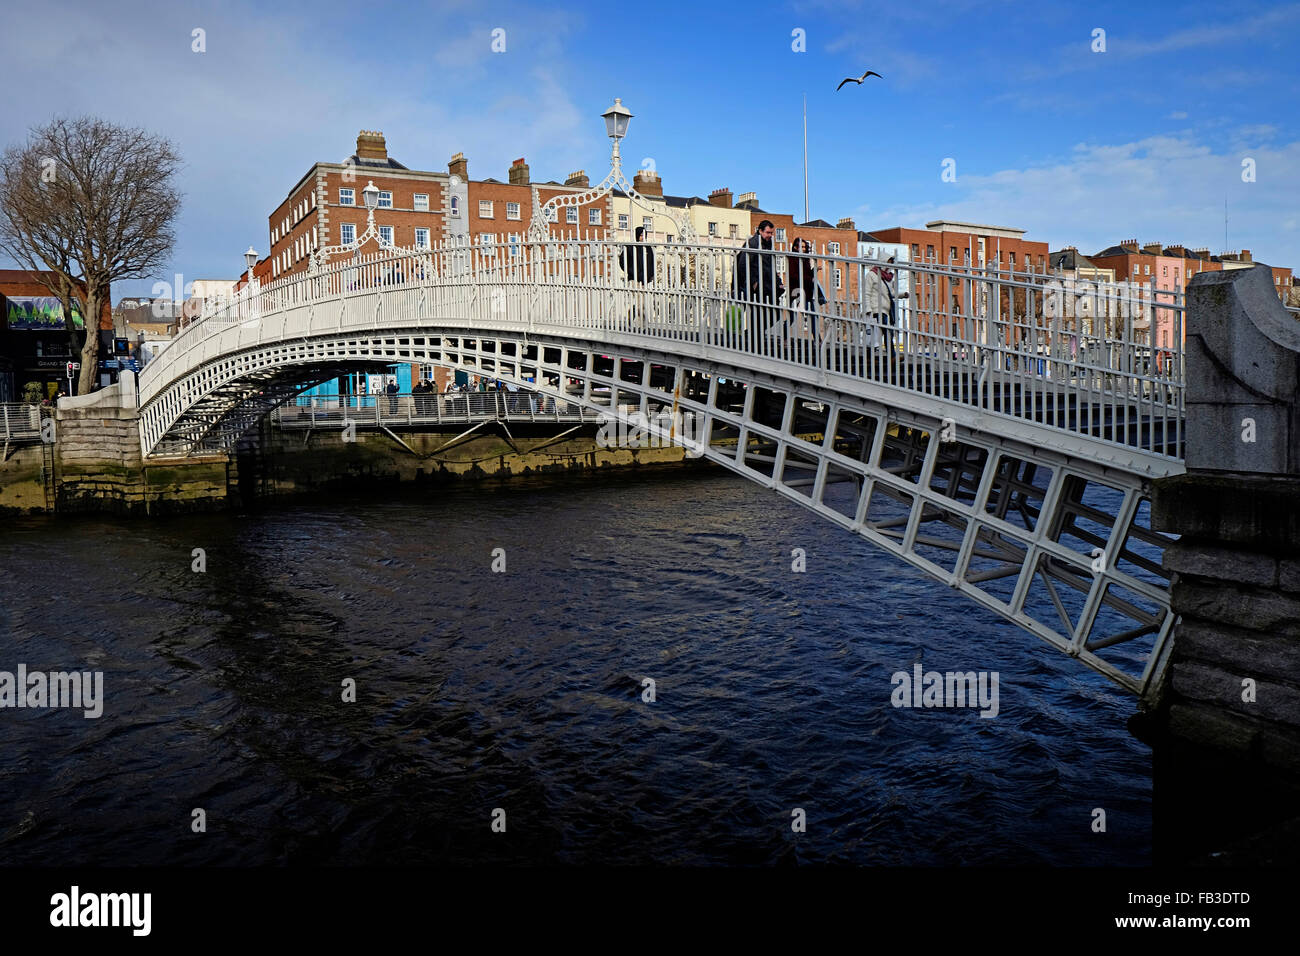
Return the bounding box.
[1145,265,1300,863]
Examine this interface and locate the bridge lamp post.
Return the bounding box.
[530,98,693,242]
[602,98,632,174]
[243,247,259,291]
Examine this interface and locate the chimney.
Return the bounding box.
[633,169,662,198]
[565,170,589,188]
[1142,241,1163,256]
[1120,239,1139,252]
[1165,244,1187,258]
[836,217,856,231]
[449,152,468,180]
[509,157,530,186]
[735,191,759,210]
[355,130,388,162]
[708,187,733,208]
[1192,247,1210,258]
[1241,248,1253,263]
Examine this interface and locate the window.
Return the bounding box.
[950,246,957,263]
[566,207,578,224]
[729,224,738,239]
[480,233,496,252]
[589,208,601,225]
[545,206,557,223]
[415,227,429,249]
[912,243,920,260]
[829,241,840,255]
[340,223,355,244]
[775,228,786,242]
[708,222,718,236]
[378,225,393,246]
[1162,265,1168,277]
[450,196,460,217]
[377,191,393,209]
[618,214,629,230]
[834,268,842,290]
[1145,264,1151,274]
[414,193,429,211]
[926,244,935,262]
[506,202,521,220]
[642,217,653,232]
[479,200,494,218]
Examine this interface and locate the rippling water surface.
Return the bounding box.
[0,470,1150,865]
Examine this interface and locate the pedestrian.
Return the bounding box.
[619,226,655,284]
[785,237,827,357]
[734,219,786,342]
[864,257,910,356]
[412,377,429,417]
[385,376,399,415]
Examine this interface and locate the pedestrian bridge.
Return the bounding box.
[136,238,1188,698]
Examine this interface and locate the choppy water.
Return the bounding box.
[0,470,1150,865]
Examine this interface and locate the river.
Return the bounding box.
[0,469,1150,865]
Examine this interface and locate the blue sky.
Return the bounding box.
[2,0,1297,299]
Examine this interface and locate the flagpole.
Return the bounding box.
[802,93,810,222]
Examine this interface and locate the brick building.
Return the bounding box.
[864,221,1050,336]
[254,131,615,288]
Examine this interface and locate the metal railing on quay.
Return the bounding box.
[147,235,1190,461]
[1,403,43,443]
[270,390,600,429]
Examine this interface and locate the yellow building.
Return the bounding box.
[610,173,750,246]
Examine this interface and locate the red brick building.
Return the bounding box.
[865,221,1050,335]
[252,131,613,287]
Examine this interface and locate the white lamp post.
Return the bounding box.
[311,179,414,270]
[531,98,694,242]
[244,246,259,290]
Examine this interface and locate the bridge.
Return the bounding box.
[128,237,1193,699]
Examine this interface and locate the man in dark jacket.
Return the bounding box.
[619,226,655,284]
[734,220,785,334]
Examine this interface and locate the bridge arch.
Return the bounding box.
[138,239,1185,696]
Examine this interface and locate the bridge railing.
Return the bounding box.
[142,234,1187,461]
[1,403,43,443]
[270,390,598,429]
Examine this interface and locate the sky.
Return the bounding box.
[1,0,1297,300]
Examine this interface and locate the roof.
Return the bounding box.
[1092,245,1144,258]
[798,218,837,229]
[925,219,1026,238]
[1050,249,1098,270]
[344,152,409,171]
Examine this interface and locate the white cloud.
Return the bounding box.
[854,134,1300,268]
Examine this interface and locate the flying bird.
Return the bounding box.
[836,70,882,91]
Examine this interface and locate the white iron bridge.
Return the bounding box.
[137,238,1188,699]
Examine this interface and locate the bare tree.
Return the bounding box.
[0,116,181,394]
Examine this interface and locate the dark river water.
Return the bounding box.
[0,469,1150,865]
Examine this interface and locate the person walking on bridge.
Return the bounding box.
[619,226,656,284]
[734,220,786,344]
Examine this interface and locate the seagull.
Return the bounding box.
[836,70,882,91]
